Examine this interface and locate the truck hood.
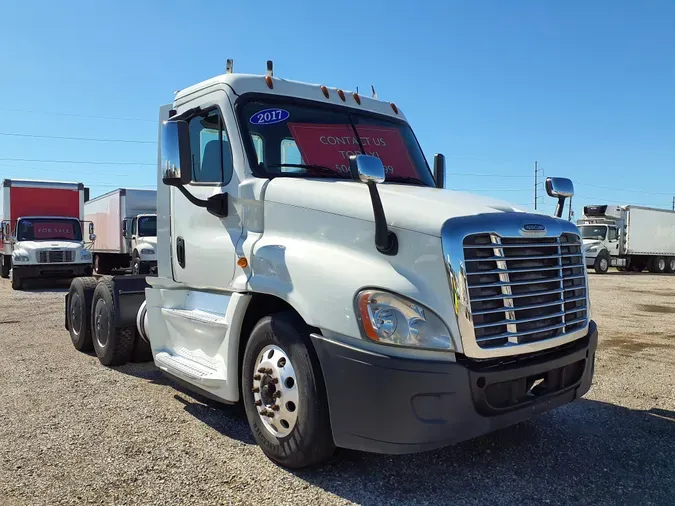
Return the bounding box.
[15,240,83,251]
[137,236,157,248]
[582,239,603,249]
[264,179,530,237]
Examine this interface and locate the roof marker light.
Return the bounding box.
[337,89,346,102]
[353,92,361,105]
[321,85,330,98]
[390,103,399,114]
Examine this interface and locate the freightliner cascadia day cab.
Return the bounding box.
[85,188,157,275]
[578,204,675,274]
[65,62,597,468]
[1,179,93,289]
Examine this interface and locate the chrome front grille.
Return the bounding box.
[463,233,587,349]
[38,250,74,263]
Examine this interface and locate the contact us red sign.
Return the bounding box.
[34,222,75,239]
[287,123,417,177]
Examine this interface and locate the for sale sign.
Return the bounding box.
[287,123,417,178]
[34,222,75,239]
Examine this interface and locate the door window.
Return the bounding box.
[188,109,234,184]
[608,227,618,241]
[131,218,138,236]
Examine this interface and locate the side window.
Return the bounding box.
[188,109,233,184]
[252,134,264,164]
[608,227,618,241]
[280,139,303,173]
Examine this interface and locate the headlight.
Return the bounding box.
[586,246,598,253]
[356,290,453,350]
[12,251,30,262]
[81,250,92,260]
[141,248,155,255]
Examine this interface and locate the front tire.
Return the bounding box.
[594,254,609,274]
[242,312,334,469]
[131,254,150,275]
[67,277,98,352]
[91,278,135,366]
[0,255,10,279]
[11,269,23,290]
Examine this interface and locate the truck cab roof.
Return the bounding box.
[174,73,406,122]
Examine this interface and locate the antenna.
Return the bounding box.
[266,60,273,77]
[371,85,378,99]
[226,59,234,74]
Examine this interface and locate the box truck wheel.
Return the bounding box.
[131,253,150,276]
[90,278,135,366]
[1,255,10,279]
[594,253,609,274]
[242,312,335,469]
[67,277,98,352]
[649,256,667,274]
[666,258,675,274]
[93,255,110,275]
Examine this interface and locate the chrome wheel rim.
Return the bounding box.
[70,292,82,336]
[600,258,608,271]
[658,258,666,271]
[253,345,299,438]
[94,299,108,348]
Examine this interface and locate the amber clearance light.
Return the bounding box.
[237,257,248,268]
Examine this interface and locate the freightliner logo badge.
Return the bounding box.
[521,223,547,234]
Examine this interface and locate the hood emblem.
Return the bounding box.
[520,223,546,235]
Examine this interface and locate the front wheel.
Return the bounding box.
[594,255,609,274]
[10,269,23,290]
[242,312,334,469]
[0,255,10,279]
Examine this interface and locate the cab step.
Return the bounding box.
[155,347,226,386]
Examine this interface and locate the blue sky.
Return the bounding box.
[1,0,673,219]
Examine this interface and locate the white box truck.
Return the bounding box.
[1,179,92,289]
[64,61,597,469]
[85,188,157,275]
[578,204,675,273]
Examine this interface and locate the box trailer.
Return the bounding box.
[578,204,675,273]
[0,179,91,289]
[85,188,157,275]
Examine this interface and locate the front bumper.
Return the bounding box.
[311,320,597,454]
[13,263,92,279]
[585,255,596,267]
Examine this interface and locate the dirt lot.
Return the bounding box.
[0,272,673,505]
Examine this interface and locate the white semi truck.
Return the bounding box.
[85,188,157,275]
[578,204,675,274]
[64,62,597,468]
[1,179,93,289]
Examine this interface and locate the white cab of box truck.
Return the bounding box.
[65,62,597,469]
[1,179,92,289]
[85,188,157,275]
[578,204,675,274]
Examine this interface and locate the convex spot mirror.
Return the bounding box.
[161,120,191,187]
[349,154,386,184]
[546,177,574,198]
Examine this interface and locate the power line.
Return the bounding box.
[0,157,154,166]
[0,132,155,144]
[0,162,143,177]
[576,181,674,196]
[0,107,155,123]
[451,188,530,192]
[446,172,530,179]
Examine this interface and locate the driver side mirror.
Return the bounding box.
[89,233,96,242]
[88,222,94,235]
[161,120,192,187]
[546,177,574,218]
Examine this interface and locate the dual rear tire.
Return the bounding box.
[67,277,152,365]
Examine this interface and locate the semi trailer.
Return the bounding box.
[85,188,157,275]
[65,62,597,469]
[1,179,92,289]
[578,204,675,273]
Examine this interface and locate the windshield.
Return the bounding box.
[16,218,82,241]
[138,216,157,237]
[239,97,435,186]
[579,225,607,240]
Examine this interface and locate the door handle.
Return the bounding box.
[176,236,186,268]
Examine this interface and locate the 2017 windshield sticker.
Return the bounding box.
[250,108,290,125]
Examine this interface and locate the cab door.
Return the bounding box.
[607,226,620,257]
[170,95,242,290]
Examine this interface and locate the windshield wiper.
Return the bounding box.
[385,176,427,186]
[266,163,340,177]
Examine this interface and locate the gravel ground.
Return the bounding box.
[0,272,673,505]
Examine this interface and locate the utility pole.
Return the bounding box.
[672,196,674,211]
[568,196,574,221]
[533,161,544,210]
